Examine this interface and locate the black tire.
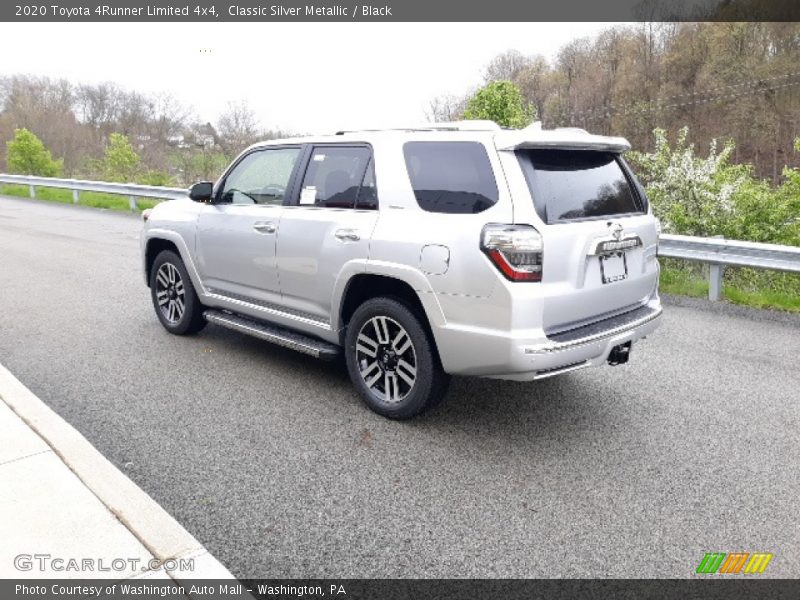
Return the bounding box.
[149,250,206,335]
[344,297,450,419]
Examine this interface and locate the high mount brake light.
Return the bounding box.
[481,225,543,282]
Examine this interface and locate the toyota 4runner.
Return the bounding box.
[141,121,662,419]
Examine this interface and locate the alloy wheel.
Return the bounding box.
[155,262,185,324]
[355,316,417,403]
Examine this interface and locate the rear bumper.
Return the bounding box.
[433,298,662,380]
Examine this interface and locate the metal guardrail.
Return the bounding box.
[0,173,188,210]
[2,173,799,302]
[659,234,800,300]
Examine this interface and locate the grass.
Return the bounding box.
[660,261,800,313]
[723,285,800,312]
[0,184,162,212]
[659,266,709,299]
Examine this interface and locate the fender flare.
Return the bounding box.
[143,229,207,298]
[330,260,447,335]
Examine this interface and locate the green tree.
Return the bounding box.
[5,128,63,176]
[170,149,229,185]
[138,169,174,186]
[627,127,745,236]
[629,128,800,246]
[102,133,140,182]
[462,81,535,128]
[769,138,800,245]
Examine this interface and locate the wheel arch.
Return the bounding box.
[336,271,446,357]
[143,230,205,296]
[144,238,180,287]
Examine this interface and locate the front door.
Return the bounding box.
[196,146,302,307]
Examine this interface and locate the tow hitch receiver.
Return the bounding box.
[608,341,632,366]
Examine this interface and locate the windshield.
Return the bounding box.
[517,149,645,223]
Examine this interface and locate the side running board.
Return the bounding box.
[203,310,341,361]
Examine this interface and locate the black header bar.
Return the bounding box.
[3,0,799,22]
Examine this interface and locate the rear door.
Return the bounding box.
[502,147,659,333]
[275,144,379,323]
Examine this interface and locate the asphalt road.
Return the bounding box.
[1,195,799,578]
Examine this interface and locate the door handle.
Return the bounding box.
[253,221,277,234]
[334,229,360,242]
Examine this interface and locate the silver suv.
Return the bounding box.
[141,121,662,418]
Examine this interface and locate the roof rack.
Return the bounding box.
[334,120,501,135]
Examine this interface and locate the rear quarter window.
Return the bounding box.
[403,141,498,214]
[517,149,645,223]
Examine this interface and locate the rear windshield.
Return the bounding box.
[517,149,645,223]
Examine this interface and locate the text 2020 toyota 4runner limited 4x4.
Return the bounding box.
[141,121,662,419]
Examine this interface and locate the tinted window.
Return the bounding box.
[299,146,373,209]
[403,142,498,214]
[219,147,301,205]
[518,150,644,223]
[356,159,378,210]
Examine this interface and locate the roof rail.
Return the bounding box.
[335,120,501,135]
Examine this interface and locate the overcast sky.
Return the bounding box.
[1,22,621,134]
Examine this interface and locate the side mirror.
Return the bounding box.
[189,181,213,202]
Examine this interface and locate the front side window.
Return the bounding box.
[298,146,375,209]
[403,141,499,214]
[219,147,301,205]
[517,149,645,223]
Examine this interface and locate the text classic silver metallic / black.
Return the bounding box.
[141,121,662,418]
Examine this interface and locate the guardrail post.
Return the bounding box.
[709,264,724,301]
[28,184,35,199]
[708,235,725,301]
[72,189,79,204]
[129,195,137,211]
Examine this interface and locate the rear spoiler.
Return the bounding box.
[494,122,631,153]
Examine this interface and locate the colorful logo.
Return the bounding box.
[696,552,773,574]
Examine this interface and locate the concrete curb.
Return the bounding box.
[0,361,235,584]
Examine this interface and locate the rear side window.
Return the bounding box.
[299,146,375,209]
[403,142,498,214]
[517,150,645,223]
[356,159,378,210]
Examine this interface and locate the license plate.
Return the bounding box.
[599,252,628,284]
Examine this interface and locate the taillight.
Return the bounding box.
[142,208,152,222]
[481,224,543,282]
